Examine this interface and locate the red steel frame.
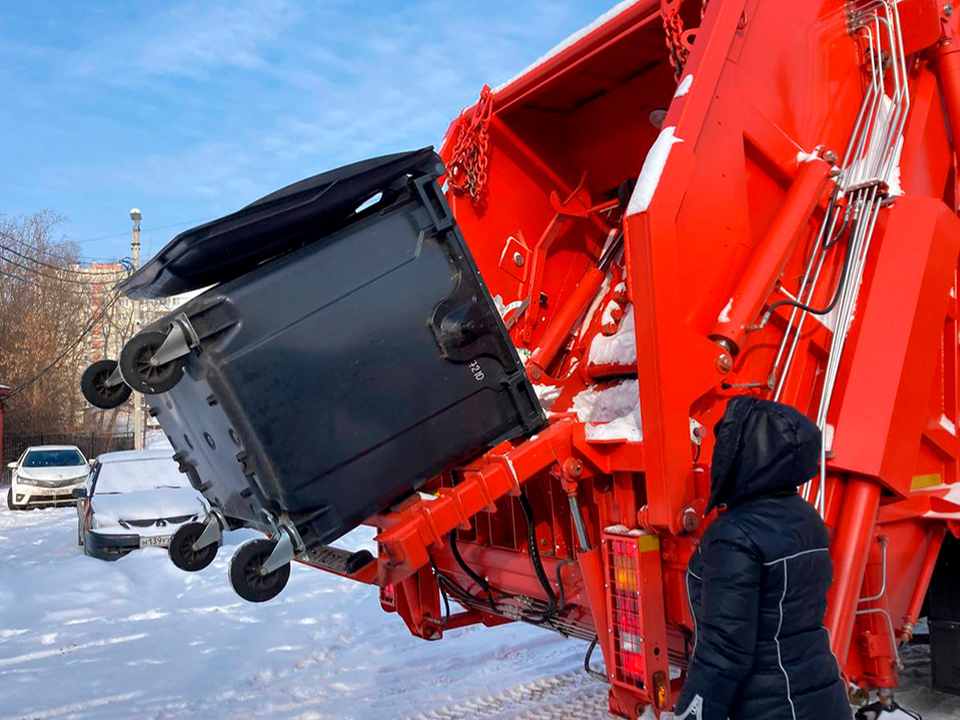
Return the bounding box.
[306,1,960,717]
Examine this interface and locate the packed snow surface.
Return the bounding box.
[600,300,622,327]
[572,379,643,442]
[145,429,173,450]
[90,488,206,531]
[626,126,683,216]
[589,305,637,367]
[0,506,955,719]
[533,383,562,412]
[673,74,693,98]
[0,506,600,719]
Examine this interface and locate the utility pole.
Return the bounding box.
[130,208,143,450]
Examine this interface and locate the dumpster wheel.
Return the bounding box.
[119,330,187,395]
[229,538,291,603]
[81,359,133,409]
[169,522,218,572]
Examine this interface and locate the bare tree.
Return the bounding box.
[0,211,129,436]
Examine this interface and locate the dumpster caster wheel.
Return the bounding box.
[81,360,132,409]
[119,331,186,395]
[229,538,291,603]
[169,522,218,572]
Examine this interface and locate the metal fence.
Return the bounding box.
[2,431,135,483]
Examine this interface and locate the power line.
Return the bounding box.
[2,292,124,404]
[0,240,130,277]
[0,238,73,272]
[0,267,96,297]
[0,252,128,285]
[72,217,212,245]
[0,236,78,272]
[0,230,97,267]
[0,233,131,283]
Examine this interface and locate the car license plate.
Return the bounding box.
[30,487,60,496]
[140,535,171,549]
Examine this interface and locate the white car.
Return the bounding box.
[7,445,89,510]
[75,449,209,561]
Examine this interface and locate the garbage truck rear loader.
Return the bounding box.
[84,0,960,716]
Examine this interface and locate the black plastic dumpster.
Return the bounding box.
[107,149,545,581]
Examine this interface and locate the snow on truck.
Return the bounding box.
[80,0,960,716]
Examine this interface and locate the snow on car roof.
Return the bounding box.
[97,448,175,464]
[25,445,83,452]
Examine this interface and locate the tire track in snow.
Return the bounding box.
[399,669,620,720]
[0,632,147,668]
[0,692,141,720]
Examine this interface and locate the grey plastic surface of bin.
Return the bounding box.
[137,149,546,547]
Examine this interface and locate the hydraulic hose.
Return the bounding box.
[449,530,498,612]
[555,558,575,614]
[760,213,855,324]
[518,493,558,621]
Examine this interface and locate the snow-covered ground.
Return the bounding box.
[0,504,609,720]
[0,504,956,720]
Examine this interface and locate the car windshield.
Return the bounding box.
[94,458,191,495]
[22,449,85,468]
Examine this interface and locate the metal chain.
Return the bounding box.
[448,85,494,203]
[661,0,687,82]
[660,0,711,83]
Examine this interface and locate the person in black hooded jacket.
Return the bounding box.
[674,397,850,720]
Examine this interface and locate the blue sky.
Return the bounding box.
[1,0,617,262]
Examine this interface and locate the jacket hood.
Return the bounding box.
[706,398,821,514]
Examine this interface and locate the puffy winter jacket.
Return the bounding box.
[674,397,849,720]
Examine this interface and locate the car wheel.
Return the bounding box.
[6,487,16,511]
[168,522,218,572]
[229,538,291,603]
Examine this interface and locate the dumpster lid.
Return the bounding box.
[117,148,444,299]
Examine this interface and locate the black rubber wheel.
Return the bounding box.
[168,522,218,572]
[119,331,186,395]
[7,487,17,511]
[81,360,132,410]
[229,538,291,603]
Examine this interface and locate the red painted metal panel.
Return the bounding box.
[287,3,960,716]
[831,199,960,495]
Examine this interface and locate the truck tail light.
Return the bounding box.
[608,537,645,685]
[602,528,670,707]
[380,582,396,612]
